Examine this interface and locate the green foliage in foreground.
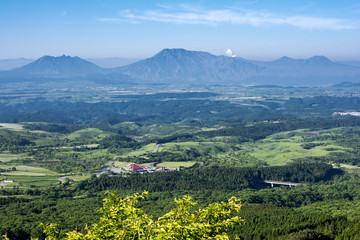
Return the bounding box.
[2,174,360,239]
[6,192,242,240]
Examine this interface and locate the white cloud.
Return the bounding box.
[98,6,356,30]
[226,49,236,57]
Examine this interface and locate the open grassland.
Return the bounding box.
[1,164,60,187]
[240,129,353,166]
[156,161,196,168]
[1,171,46,176]
[141,123,202,138]
[74,144,100,149]
[0,123,49,134]
[121,143,157,157]
[161,141,231,155]
[243,141,309,166]
[334,164,360,175]
[0,123,25,131]
[113,161,131,168]
[338,164,360,169]
[0,153,22,163]
[309,143,351,156]
[7,175,59,187]
[0,165,58,176]
[60,175,90,182]
[65,128,112,141]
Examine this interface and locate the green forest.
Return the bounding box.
[1,86,360,239]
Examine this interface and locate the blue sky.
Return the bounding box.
[0,0,359,60]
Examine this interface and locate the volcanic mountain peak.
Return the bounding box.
[14,55,103,75]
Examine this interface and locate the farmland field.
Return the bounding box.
[113,161,131,168]
[156,161,197,168]
[0,153,21,163]
[121,143,158,157]
[1,85,360,239]
[0,123,26,131]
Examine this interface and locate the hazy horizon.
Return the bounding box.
[1,0,360,61]
[1,49,360,63]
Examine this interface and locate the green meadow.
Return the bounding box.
[120,143,158,157]
[0,153,22,163]
[156,161,196,168]
[65,128,112,142]
[160,141,231,155]
[7,175,60,187]
[113,161,132,168]
[0,123,26,131]
[0,165,58,176]
[59,175,90,182]
[240,129,354,166]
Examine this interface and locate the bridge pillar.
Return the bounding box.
[271,182,274,188]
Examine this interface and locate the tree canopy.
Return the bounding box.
[3,192,243,240]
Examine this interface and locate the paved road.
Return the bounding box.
[282,145,314,165]
[96,161,114,177]
[153,144,160,153]
[57,177,65,183]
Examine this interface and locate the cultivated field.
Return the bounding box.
[156,161,196,168]
[0,153,21,163]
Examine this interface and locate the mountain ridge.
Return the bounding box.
[115,49,360,86]
[1,49,359,86]
[0,58,34,70]
[12,55,104,76]
[0,55,133,84]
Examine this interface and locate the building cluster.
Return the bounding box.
[123,163,177,173]
[103,163,178,176]
[96,162,178,177]
[0,177,14,187]
[333,112,360,117]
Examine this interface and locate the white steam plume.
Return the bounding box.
[226,49,236,57]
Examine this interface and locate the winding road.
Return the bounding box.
[57,177,65,183]
[282,145,314,165]
[153,144,160,153]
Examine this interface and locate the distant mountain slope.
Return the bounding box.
[116,49,360,86]
[10,55,104,76]
[336,61,360,68]
[0,55,133,84]
[0,58,34,70]
[115,49,262,84]
[86,57,142,68]
[264,56,357,77]
[0,50,359,87]
[251,56,360,86]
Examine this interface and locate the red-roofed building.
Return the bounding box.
[130,163,143,170]
[125,163,146,172]
[123,163,178,174]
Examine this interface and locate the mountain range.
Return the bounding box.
[0,55,133,84]
[0,58,34,70]
[0,49,359,86]
[85,57,141,68]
